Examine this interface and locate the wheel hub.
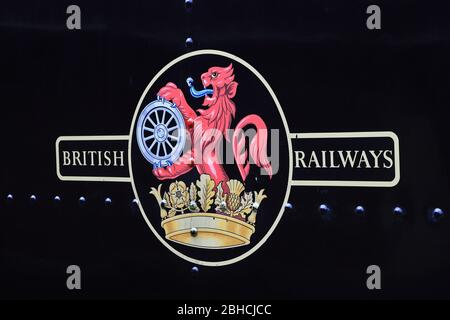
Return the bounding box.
[155,124,168,142]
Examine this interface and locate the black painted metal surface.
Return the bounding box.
[1,0,449,299]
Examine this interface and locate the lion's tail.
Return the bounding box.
[232,115,273,181]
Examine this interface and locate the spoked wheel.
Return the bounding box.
[136,98,186,168]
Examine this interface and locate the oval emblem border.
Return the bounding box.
[128,49,293,266]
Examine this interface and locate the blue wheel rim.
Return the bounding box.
[136,98,186,168]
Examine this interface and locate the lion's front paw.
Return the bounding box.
[152,167,166,179]
[157,82,184,107]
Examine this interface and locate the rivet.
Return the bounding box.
[185,37,194,48]
[319,204,331,214]
[430,207,445,223]
[393,206,405,216]
[185,0,193,10]
[355,205,365,215]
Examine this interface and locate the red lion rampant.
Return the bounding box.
[154,64,272,193]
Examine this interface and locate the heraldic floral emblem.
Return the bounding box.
[150,174,267,249]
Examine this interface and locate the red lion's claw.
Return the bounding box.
[165,82,177,89]
[157,83,183,107]
[153,167,166,179]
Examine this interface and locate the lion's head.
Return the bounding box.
[200,64,238,107]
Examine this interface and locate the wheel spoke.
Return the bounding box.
[144,135,154,141]
[147,115,156,127]
[162,141,167,156]
[168,135,178,141]
[144,127,154,132]
[165,140,174,152]
[148,139,157,150]
[155,110,160,124]
[161,110,166,124]
[164,115,173,126]
[156,142,161,156]
[166,139,174,148]
[167,125,178,132]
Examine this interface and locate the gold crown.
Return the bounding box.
[150,174,267,249]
